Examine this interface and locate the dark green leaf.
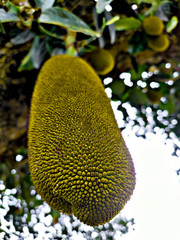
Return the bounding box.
[135,0,170,5]
[18,36,47,71]
[104,11,117,44]
[0,9,19,22]
[174,120,180,137]
[121,91,130,102]
[129,88,148,106]
[128,31,148,55]
[110,81,125,96]
[115,17,141,31]
[93,7,104,47]
[130,64,147,80]
[38,24,62,39]
[135,0,156,4]
[117,105,129,120]
[96,0,114,14]
[36,0,55,10]
[0,22,6,34]
[164,97,175,114]
[11,30,34,45]
[39,7,99,37]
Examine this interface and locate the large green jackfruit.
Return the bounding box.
[28,55,135,226]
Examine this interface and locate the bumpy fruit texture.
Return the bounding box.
[89,48,115,75]
[28,55,135,226]
[143,16,164,36]
[147,34,170,52]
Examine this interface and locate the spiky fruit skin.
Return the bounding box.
[89,48,115,75]
[143,16,164,36]
[28,55,135,226]
[147,34,170,52]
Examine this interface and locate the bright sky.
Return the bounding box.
[111,101,180,240]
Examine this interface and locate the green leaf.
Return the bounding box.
[142,1,171,16]
[66,46,77,56]
[164,97,175,114]
[11,30,34,45]
[18,36,47,71]
[166,16,178,33]
[39,7,99,37]
[135,0,168,5]
[0,22,6,34]
[96,0,114,14]
[0,9,19,22]
[110,81,125,96]
[104,11,117,44]
[115,17,141,31]
[174,120,180,137]
[136,0,157,4]
[105,16,120,26]
[36,0,56,10]
[129,88,148,106]
[38,24,62,39]
[130,64,147,81]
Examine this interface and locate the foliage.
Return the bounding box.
[0,0,180,239]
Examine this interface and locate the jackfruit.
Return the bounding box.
[88,48,115,75]
[143,16,164,36]
[147,34,170,52]
[28,55,135,226]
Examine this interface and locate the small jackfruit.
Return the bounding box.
[28,55,135,226]
[147,34,170,52]
[143,16,164,36]
[89,48,115,75]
